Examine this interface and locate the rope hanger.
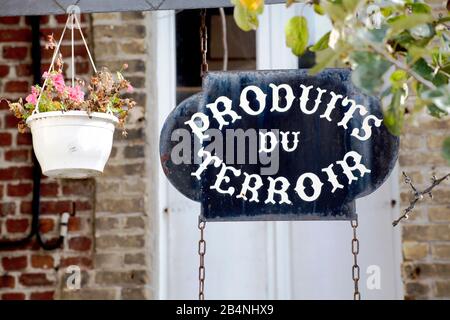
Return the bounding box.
[32,11,100,115]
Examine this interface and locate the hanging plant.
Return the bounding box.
[4,14,136,179]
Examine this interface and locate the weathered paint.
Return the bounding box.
[160,93,201,202]
[160,69,399,221]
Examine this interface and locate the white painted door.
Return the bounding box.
[156,5,403,300]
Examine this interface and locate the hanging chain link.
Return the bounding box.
[200,9,209,78]
[197,9,208,301]
[198,216,206,300]
[351,217,361,300]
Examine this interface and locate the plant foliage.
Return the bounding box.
[232,0,450,163]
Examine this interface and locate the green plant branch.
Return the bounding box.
[366,41,438,91]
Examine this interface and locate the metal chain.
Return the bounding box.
[198,216,206,300]
[200,9,209,78]
[351,217,361,300]
[198,9,208,300]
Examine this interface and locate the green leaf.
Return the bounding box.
[412,58,449,86]
[388,13,434,36]
[442,136,450,165]
[232,0,263,31]
[342,0,359,13]
[408,45,430,64]
[421,87,450,116]
[24,103,34,110]
[410,23,435,40]
[356,26,388,44]
[285,16,309,56]
[313,3,325,15]
[410,3,432,14]
[309,47,338,74]
[351,51,391,95]
[427,103,448,118]
[383,88,405,136]
[309,31,330,52]
[239,0,264,13]
[390,70,408,89]
[321,1,348,23]
[380,6,394,17]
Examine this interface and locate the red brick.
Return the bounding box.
[30,291,54,300]
[0,17,21,24]
[17,132,32,145]
[0,275,15,289]
[68,236,92,251]
[4,149,30,162]
[76,61,90,74]
[1,292,25,300]
[21,200,80,215]
[68,217,81,231]
[19,273,54,286]
[4,81,29,93]
[0,166,33,180]
[6,218,30,233]
[75,200,92,211]
[54,15,70,24]
[0,132,12,146]
[39,218,54,233]
[3,46,28,60]
[0,202,16,216]
[0,99,9,110]
[40,28,82,42]
[41,45,87,60]
[0,65,9,77]
[7,182,32,196]
[0,29,32,42]
[31,255,54,269]
[41,182,59,196]
[20,201,32,214]
[62,180,93,196]
[2,256,27,271]
[41,200,71,214]
[60,256,92,268]
[4,114,20,128]
[15,64,32,76]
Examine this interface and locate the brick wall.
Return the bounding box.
[400,116,450,299]
[0,13,152,300]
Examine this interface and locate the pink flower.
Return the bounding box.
[25,86,40,105]
[126,84,134,93]
[42,71,65,93]
[67,85,85,103]
[52,73,65,93]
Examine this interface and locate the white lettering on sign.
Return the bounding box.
[186,82,382,203]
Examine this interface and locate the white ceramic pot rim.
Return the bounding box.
[26,110,119,125]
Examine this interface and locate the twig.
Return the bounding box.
[367,42,438,91]
[393,171,450,226]
[349,28,438,91]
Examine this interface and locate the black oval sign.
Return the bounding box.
[160,69,399,221]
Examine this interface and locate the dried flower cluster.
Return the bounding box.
[6,35,136,135]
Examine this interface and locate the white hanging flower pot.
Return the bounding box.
[7,13,135,179]
[26,111,118,179]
